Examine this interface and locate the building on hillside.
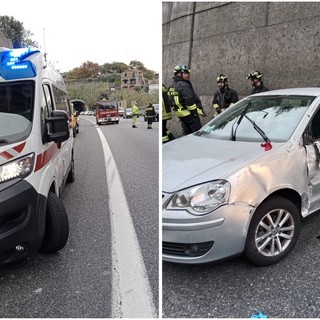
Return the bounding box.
[121,68,145,90]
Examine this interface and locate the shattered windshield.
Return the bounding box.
[0,81,34,144]
[199,95,314,142]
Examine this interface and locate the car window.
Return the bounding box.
[200,95,314,142]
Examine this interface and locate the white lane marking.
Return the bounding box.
[97,128,156,318]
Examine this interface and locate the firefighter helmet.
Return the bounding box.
[174,64,190,75]
[217,74,228,82]
[247,71,262,80]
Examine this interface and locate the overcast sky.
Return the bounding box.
[1,0,161,73]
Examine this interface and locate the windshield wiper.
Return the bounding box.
[230,102,251,141]
[244,115,270,143]
[244,114,272,150]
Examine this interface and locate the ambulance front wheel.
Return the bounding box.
[39,192,69,254]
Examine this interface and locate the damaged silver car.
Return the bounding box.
[162,88,320,266]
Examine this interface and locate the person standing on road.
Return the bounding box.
[145,102,156,129]
[246,71,269,94]
[168,64,206,135]
[162,84,175,143]
[212,74,239,115]
[132,103,139,128]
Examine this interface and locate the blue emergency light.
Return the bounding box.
[0,47,39,80]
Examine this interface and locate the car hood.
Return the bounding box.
[162,134,284,192]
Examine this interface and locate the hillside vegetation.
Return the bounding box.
[0,15,159,107]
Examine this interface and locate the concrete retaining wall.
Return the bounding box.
[163,2,320,138]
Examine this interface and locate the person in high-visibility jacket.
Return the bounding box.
[145,102,156,129]
[212,74,239,115]
[132,103,139,128]
[162,84,175,143]
[167,64,206,135]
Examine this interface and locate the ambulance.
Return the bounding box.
[0,47,75,264]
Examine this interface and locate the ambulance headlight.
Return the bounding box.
[0,153,35,183]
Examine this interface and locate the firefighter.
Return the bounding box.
[246,71,269,94]
[212,74,239,115]
[162,84,175,143]
[132,103,139,128]
[145,102,156,129]
[167,64,205,135]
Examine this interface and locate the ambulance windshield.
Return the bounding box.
[0,81,34,143]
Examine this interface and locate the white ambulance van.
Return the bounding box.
[0,47,75,264]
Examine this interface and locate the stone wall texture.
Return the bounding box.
[163,2,320,137]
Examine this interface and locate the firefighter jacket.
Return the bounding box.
[168,76,205,118]
[212,86,239,114]
[162,84,172,121]
[145,104,156,118]
[251,82,269,95]
[132,104,139,115]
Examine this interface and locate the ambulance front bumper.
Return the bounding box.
[0,179,46,264]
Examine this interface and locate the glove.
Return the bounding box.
[197,107,207,117]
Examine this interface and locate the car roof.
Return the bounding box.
[253,87,320,97]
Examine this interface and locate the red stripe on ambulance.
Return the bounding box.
[34,143,60,172]
[0,142,26,161]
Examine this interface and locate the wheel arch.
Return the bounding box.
[254,188,302,218]
[245,188,302,239]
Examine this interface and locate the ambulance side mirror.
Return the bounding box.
[45,110,70,143]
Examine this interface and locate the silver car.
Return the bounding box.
[163,88,320,266]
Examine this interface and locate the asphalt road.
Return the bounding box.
[0,115,159,317]
[162,209,320,318]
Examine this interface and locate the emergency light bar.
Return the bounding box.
[0,47,39,80]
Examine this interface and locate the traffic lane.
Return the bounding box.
[97,117,159,308]
[162,211,320,318]
[0,120,113,318]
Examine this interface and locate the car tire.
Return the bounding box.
[244,195,301,266]
[39,192,69,254]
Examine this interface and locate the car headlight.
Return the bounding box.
[167,180,231,215]
[0,153,35,183]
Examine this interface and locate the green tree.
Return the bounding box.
[66,61,100,79]
[0,15,38,47]
[100,62,128,74]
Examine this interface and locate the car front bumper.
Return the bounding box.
[162,200,254,264]
[98,117,119,123]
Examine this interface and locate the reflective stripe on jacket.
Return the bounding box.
[145,105,156,118]
[168,76,203,118]
[212,87,238,113]
[162,84,173,121]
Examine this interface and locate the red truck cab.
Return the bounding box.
[95,99,119,125]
